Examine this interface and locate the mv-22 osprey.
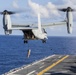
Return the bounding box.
[0,7,74,43]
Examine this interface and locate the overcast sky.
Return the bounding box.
[0,0,76,36]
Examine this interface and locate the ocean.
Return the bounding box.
[0,35,76,75]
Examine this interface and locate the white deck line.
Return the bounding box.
[31,55,55,65]
[2,54,55,75]
[26,70,36,75]
[39,65,44,69]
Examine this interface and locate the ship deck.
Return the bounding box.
[3,55,76,75]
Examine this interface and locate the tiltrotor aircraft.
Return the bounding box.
[0,7,74,43]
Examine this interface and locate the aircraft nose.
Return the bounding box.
[44,35,48,39]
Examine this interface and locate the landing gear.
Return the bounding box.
[42,39,46,43]
[24,40,28,43]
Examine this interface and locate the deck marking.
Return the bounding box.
[32,55,55,65]
[41,62,44,65]
[26,70,36,75]
[39,66,44,69]
[3,55,55,75]
[37,55,69,75]
[58,56,62,58]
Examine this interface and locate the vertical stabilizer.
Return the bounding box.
[38,13,41,31]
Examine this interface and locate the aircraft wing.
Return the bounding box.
[41,21,66,28]
[11,21,66,30]
[11,24,38,30]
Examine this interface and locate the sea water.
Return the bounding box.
[0,35,76,74]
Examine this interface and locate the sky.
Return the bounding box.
[0,0,76,36]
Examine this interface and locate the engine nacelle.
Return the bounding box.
[3,13,12,35]
[67,23,72,34]
[66,10,73,34]
[4,30,12,35]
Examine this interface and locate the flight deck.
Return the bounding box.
[3,55,76,75]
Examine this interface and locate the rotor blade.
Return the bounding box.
[72,9,76,11]
[0,12,3,14]
[11,8,30,13]
[0,8,29,15]
[7,11,16,14]
[7,10,27,14]
[58,7,76,12]
[58,8,67,12]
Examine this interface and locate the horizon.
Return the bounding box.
[0,0,76,36]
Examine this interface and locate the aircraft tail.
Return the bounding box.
[38,13,42,31]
